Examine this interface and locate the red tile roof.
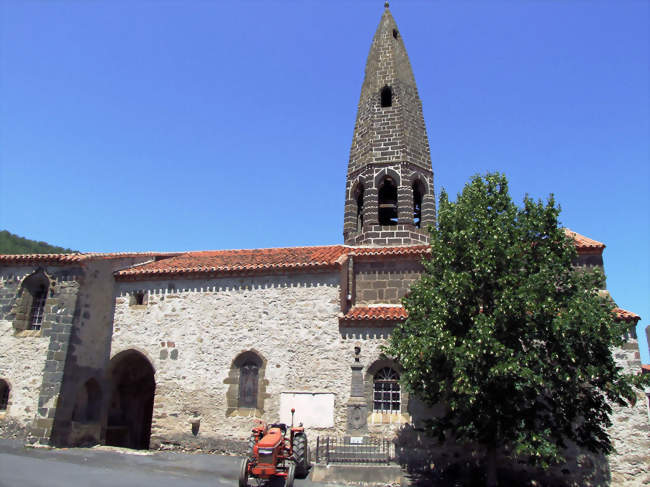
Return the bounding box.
[613,307,641,323]
[340,305,639,325]
[340,306,408,322]
[0,252,178,265]
[564,228,605,251]
[349,246,429,258]
[115,245,349,280]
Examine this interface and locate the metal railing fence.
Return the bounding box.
[315,436,394,464]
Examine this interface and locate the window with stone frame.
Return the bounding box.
[29,284,47,330]
[13,270,50,332]
[0,379,9,411]
[225,350,266,415]
[238,361,259,408]
[373,367,400,413]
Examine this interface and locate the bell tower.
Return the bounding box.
[343,3,435,246]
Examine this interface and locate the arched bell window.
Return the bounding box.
[239,360,259,408]
[412,179,425,228]
[354,183,365,231]
[378,176,398,226]
[373,367,400,413]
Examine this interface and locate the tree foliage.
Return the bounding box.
[0,230,77,255]
[384,173,647,471]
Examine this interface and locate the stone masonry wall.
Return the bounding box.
[355,258,423,305]
[112,272,405,452]
[51,257,155,446]
[606,338,649,486]
[0,265,81,442]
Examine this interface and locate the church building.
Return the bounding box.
[0,4,646,484]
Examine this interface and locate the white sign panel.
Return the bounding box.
[279,392,335,428]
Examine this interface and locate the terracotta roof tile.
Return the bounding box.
[564,228,605,251]
[613,307,641,323]
[349,246,429,257]
[341,306,408,322]
[0,252,178,265]
[115,245,348,280]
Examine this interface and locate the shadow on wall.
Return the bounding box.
[395,411,610,486]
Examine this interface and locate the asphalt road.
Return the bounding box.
[0,439,321,487]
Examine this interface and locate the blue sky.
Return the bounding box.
[1,1,648,361]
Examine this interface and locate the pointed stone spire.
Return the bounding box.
[343,5,435,246]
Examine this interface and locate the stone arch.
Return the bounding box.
[72,377,102,423]
[105,349,155,449]
[373,168,401,188]
[13,269,53,332]
[0,378,10,411]
[225,349,268,416]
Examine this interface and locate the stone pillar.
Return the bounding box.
[397,185,413,225]
[346,347,368,433]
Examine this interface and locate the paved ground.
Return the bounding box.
[0,439,326,487]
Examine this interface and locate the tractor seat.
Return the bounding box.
[257,428,283,448]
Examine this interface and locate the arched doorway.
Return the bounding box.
[105,350,155,449]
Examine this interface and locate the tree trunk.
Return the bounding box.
[486,446,498,487]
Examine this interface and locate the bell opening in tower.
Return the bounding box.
[378,177,398,226]
[380,86,393,108]
[355,184,365,231]
[413,180,425,228]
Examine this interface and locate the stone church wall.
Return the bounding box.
[51,257,154,446]
[354,258,422,305]
[112,272,407,451]
[0,265,81,441]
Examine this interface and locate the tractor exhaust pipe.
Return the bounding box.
[291,408,295,429]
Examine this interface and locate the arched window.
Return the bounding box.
[378,176,398,225]
[412,180,425,228]
[239,360,259,408]
[354,183,365,231]
[373,367,400,413]
[381,86,392,108]
[0,379,9,411]
[15,270,50,332]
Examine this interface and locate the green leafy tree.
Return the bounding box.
[384,173,647,485]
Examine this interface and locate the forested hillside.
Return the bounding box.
[0,230,77,254]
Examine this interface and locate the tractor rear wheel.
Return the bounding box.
[293,433,310,478]
[238,457,250,487]
[285,462,296,487]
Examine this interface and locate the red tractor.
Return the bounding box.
[239,408,310,487]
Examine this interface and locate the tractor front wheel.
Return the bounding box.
[293,433,310,478]
[285,462,296,487]
[238,457,250,487]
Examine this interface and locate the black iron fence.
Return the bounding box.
[315,436,394,464]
